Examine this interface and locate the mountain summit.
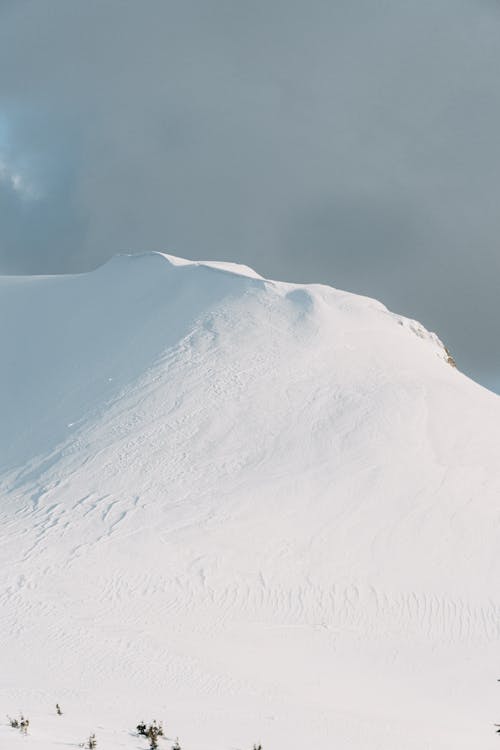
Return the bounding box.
[1,253,499,750]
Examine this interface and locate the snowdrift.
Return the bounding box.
[1,252,499,750]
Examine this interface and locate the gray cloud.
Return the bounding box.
[0,111,87,273]
[0,0,499,390]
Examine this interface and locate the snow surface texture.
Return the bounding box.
[1,252,500,749]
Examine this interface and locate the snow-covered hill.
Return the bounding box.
[1,252,499,750]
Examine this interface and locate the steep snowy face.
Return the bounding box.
[0,253,263,472]
[1,253,499,750]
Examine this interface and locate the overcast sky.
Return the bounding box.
[0,0,499,392]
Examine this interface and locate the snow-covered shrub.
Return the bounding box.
[7,714,29,734]
[137,719,164,747]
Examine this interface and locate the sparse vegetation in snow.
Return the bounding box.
[7,713,30,735]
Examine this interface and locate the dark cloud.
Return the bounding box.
[0,110,87,273]
[0,179,87,274]
[0,0,499,391]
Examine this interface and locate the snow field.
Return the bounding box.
[1,253,500,749]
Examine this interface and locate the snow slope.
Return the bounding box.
[1,252,500,750]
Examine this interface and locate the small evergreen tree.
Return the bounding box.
[19,715,29,735]
[147,723,160,748]
[172,740,181,750]
[86,732,97,749]
[56,703,62,716]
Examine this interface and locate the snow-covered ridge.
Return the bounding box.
[0,251,458,475]
[1,252,499,750]
[150,251,265,280]
[109,252,455,359]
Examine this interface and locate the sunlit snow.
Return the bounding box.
[1,253,499,749]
